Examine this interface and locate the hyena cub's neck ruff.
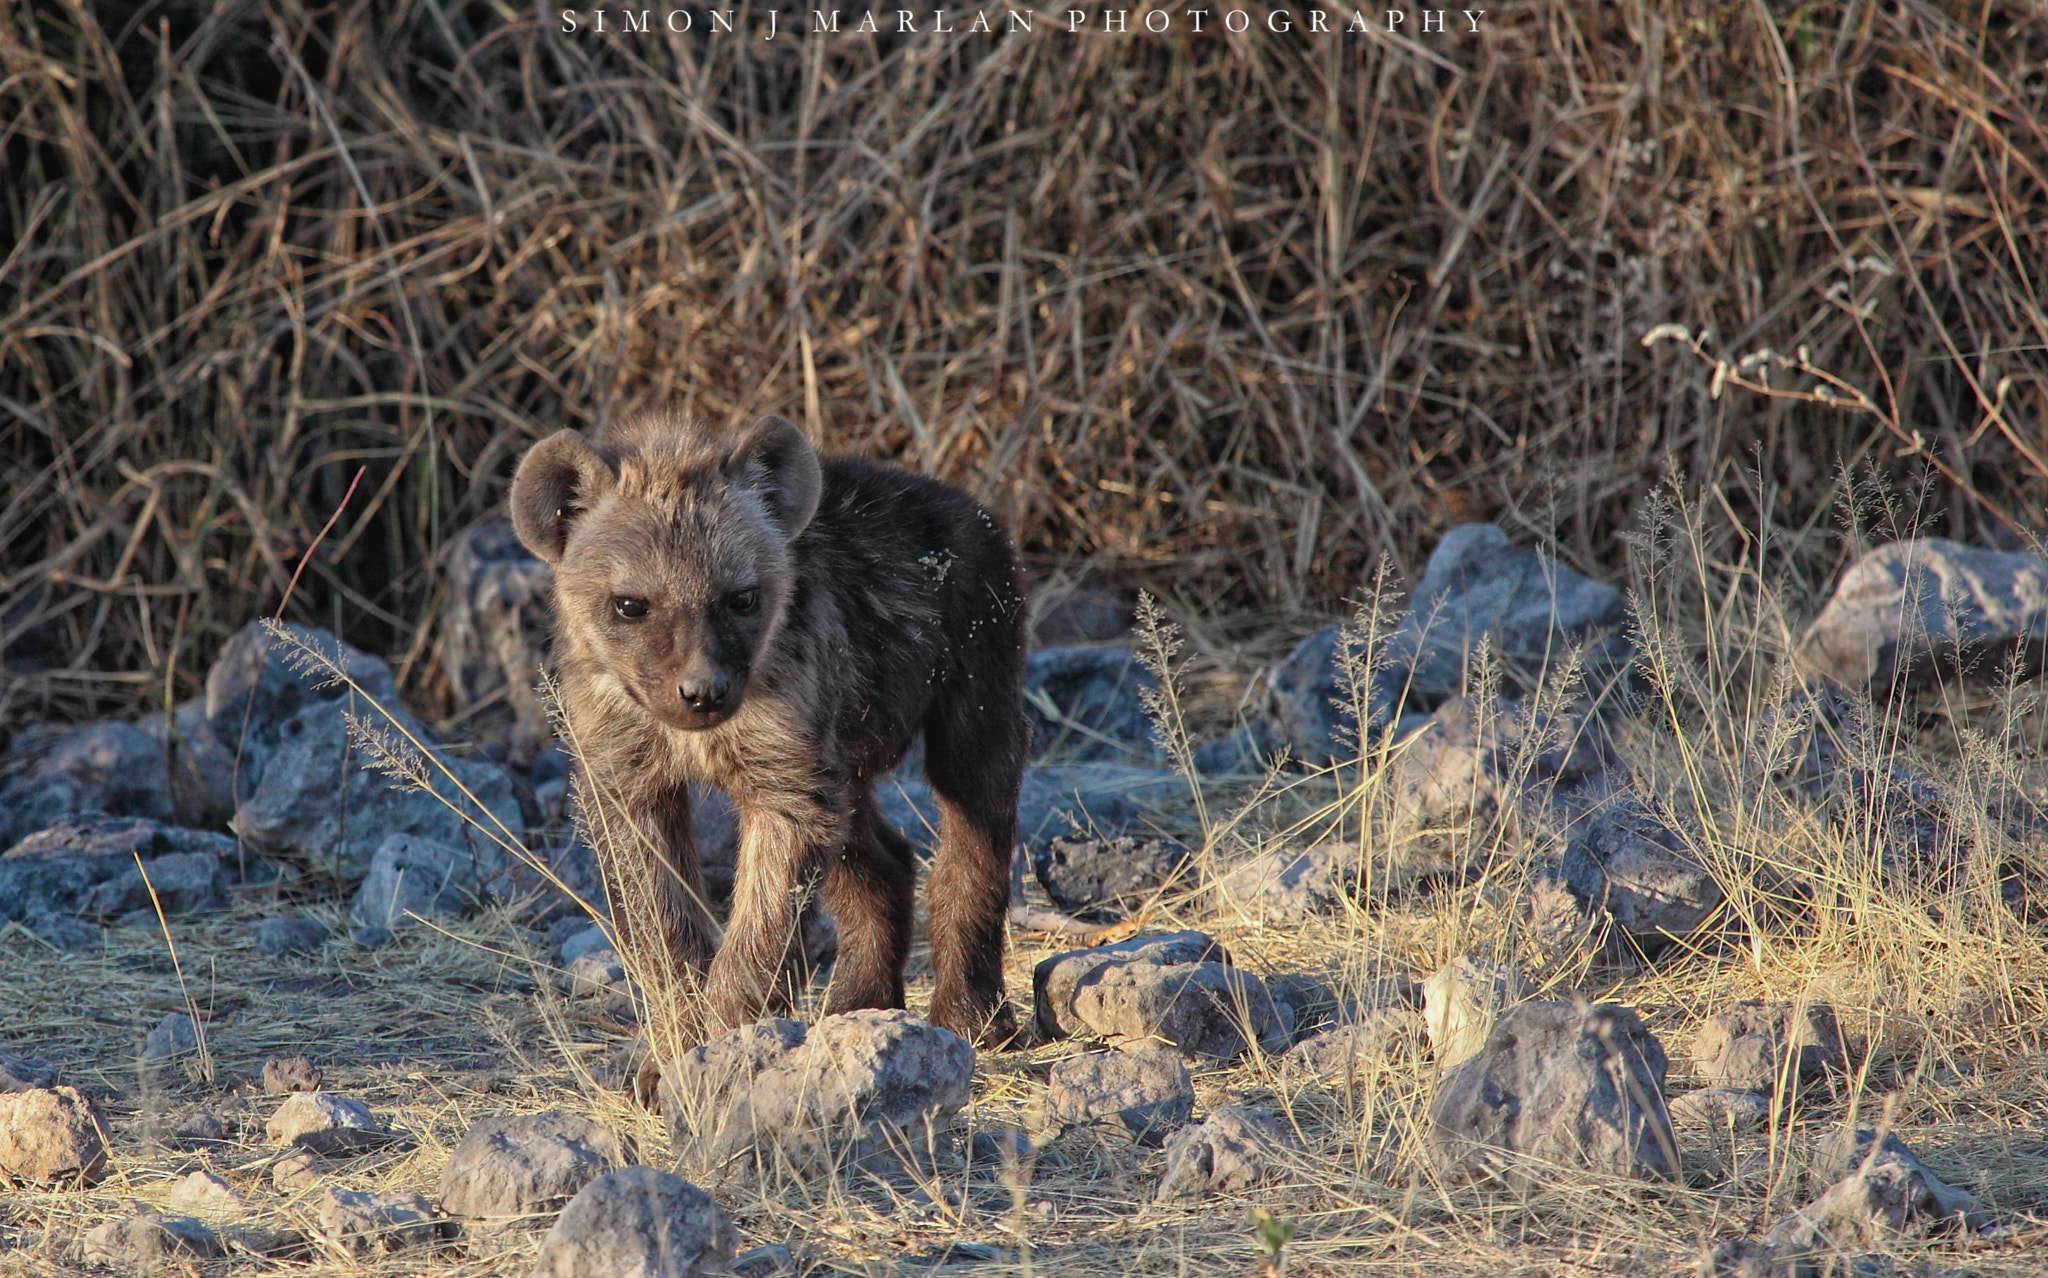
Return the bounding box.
[511,408,1029,1068]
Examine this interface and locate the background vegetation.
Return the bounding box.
[4,0,2046,729]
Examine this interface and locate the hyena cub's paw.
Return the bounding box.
[632,1054,666,1113]
[936,999,1026,1051]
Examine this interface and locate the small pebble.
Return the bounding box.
[141,1012,198,1061]
[261,1055,323,1095]
[26,913,99,951]
[168,1169,252,1220]
[558,922,615,964]
[272,1149,326,1190]
[172,1109,229,1145]
[969,1129,1033,1169]
[254,916,327,956]
[0,1054,57,1091]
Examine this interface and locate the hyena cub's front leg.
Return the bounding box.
[580,778,719,983]
[577,778,721,1109]
[702,799,843,1033]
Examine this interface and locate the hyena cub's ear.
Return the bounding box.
[510,430,616,564]
[726,415,822,540]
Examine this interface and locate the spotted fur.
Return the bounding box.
[511,407,1028,1067]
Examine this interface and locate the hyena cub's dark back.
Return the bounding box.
[797,457,1028,781]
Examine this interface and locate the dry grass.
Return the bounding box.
[4,498,2048,1276]
[4,0,2048,732]
[5,2,2048,1274]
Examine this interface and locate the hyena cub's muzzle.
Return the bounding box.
[675,665,745,725]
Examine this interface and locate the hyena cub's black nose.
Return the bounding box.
[679,670,733,712]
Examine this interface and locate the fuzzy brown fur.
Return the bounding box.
[511,408,1028,1072]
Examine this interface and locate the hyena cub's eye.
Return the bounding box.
[728,588,760,615]
[613,597,650,621]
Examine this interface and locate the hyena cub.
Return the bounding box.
[510,407,1028,1068]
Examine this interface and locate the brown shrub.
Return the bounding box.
[2,1,2043,727]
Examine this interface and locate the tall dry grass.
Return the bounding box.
[3,0,2045,733]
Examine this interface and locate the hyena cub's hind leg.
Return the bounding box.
[920,684,1028,1047]
[820,793,917,1016]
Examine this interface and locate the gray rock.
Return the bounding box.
[318,1186,446,1256]
[0,1086,108,1183]
[1025,646,1163,762]
[1690,1003,1845,1095]
[518,802,727,909]
[5,720,173,828]
[558,922,616,964]
[265,1091,386,1154]
[439,1111,628,1228]
[262,1055,323,1095]
[1798,538,2048,692]
[1034,931,1286,1057]
[1668,1088,1771,1132]
[547,913,598,951]
[1214,842,1357,921]
[1714,1128,1984,1274]
[534,1167,738,1278]
[1031,834,1187,916]
[1062,958,1289,1059]
[659,1019,809,1124]
[1282,1008,1426,1080]
[141,1012,198,1061]
[1028,588,1132,647]
[167,1169,252,1221]
[1264,625,1399,769]
[1422,956,1532,1071]
[352,924,395,949]
[1552,798,1722,949]
[662,1011,974,1168]
[1830,767,1970,887]
[232,690,524,882]
[1192,718,1281,777]
[442,521,557,765]
[0,816,237,923]
[1156,1106,1293,1201]
[26,912,100,950]
[271,1149,326,1190]
[138,696,240,824]
[163,1170,294,1256]
[171,1106,232,1146]
[350,833,478,927]
[0,1054,55,1091]
[1426,1000,1678,1189]
[1384,524,1635,711]
[878,763,1187,853]
[82,1215,223,1266]
[1032,930,1224,1036]
[253,916,327,956]
[0,772,100,857]
[566,947,627,997]
[1390,696,1615,836]
[1810,1127,1978,1223]
[1264,973,1341,1039]
[1042,1048,1193,1146]
[204,621,404,798]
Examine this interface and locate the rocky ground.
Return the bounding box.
[3,525,2048,1276]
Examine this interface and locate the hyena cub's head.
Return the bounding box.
[509,411,822,731]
